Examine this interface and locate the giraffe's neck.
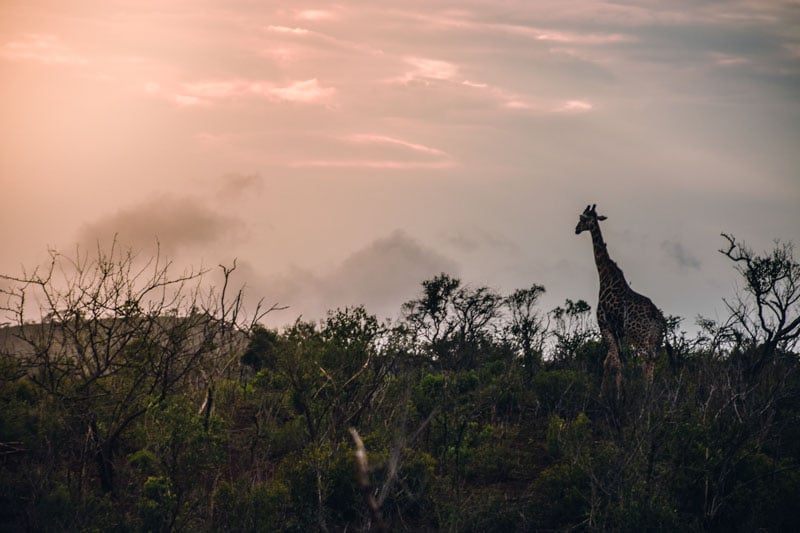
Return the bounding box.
[589,225,627,291]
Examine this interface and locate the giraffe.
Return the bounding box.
[575,204,668,399]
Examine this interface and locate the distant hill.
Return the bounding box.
[0,313,249,375]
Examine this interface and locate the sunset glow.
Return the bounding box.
[1,0,798,326]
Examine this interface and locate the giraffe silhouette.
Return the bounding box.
[575,204,669,400]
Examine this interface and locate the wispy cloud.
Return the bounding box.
[1,34,87,66]
[340,134,449,157]
[261,22,384,58]
[146,78,336,106]
[391,10,635,45]
[267,25,311,35]
[295,9,338,21]
[661,240,701,271]
[462,80,488,89]
[144,81,211,107]
[461,77,594,114]
[461,78,527,109]
[258,78,336,103]
[493,24,634,45]
[289,160,455,169]
[287,132,455,170]
[710,53,750,67]
[172,94,208,107]
[555,100,593,113]
[396,56,460,83]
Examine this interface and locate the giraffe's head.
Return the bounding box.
[575,204,607,235]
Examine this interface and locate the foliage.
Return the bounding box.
[1,236,799,531]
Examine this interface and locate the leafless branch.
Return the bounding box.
[349,428,386,532]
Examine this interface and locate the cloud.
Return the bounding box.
[289,160,455,169]
[280,128,457,171]
[181,80,242,99]
[215,173,263,199]
[555,100,594,112]
[397,56,460,83]
[661,240,701,270]
[459,80,531,110]
[147,78,336,107]
[491,23,634,45]
[460,73,596,115]
[77,195,241,255]
[172,94,208,107]
[266,25,311,35]
[295,9,337,21]
[444,228,520,255]
[462,80,488,89]
[340,134,449,157]
[1,34,88,66]
[261,21,385,59]
[710,52,750,67]
[261,231,459,324]
[258,78,336,103]
[328,230,459,311]
[390,10,635,44]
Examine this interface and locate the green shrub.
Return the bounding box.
[532,369,590,416]
[137,476,176,533]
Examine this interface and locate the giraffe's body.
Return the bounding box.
[575,205,667,398]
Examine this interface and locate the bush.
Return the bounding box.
[138,476,176,533]
[532,369,590,416]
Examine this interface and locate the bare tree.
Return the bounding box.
[684,235,800,522]
[0,242,279,494]
[550,299,597,364]
[505,284,548,378]
[718,233,800,375]
[195,259,285,430]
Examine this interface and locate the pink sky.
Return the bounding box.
[2,1,799,327]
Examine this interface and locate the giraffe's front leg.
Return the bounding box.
[601,329,623,400]
[641,329,662,387]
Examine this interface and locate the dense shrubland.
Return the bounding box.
[1,236,799,531]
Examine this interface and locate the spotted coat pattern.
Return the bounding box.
[575,205,666,399]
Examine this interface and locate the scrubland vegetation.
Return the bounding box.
[1,235,799,531]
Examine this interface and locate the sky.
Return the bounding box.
[1,0,799,330]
